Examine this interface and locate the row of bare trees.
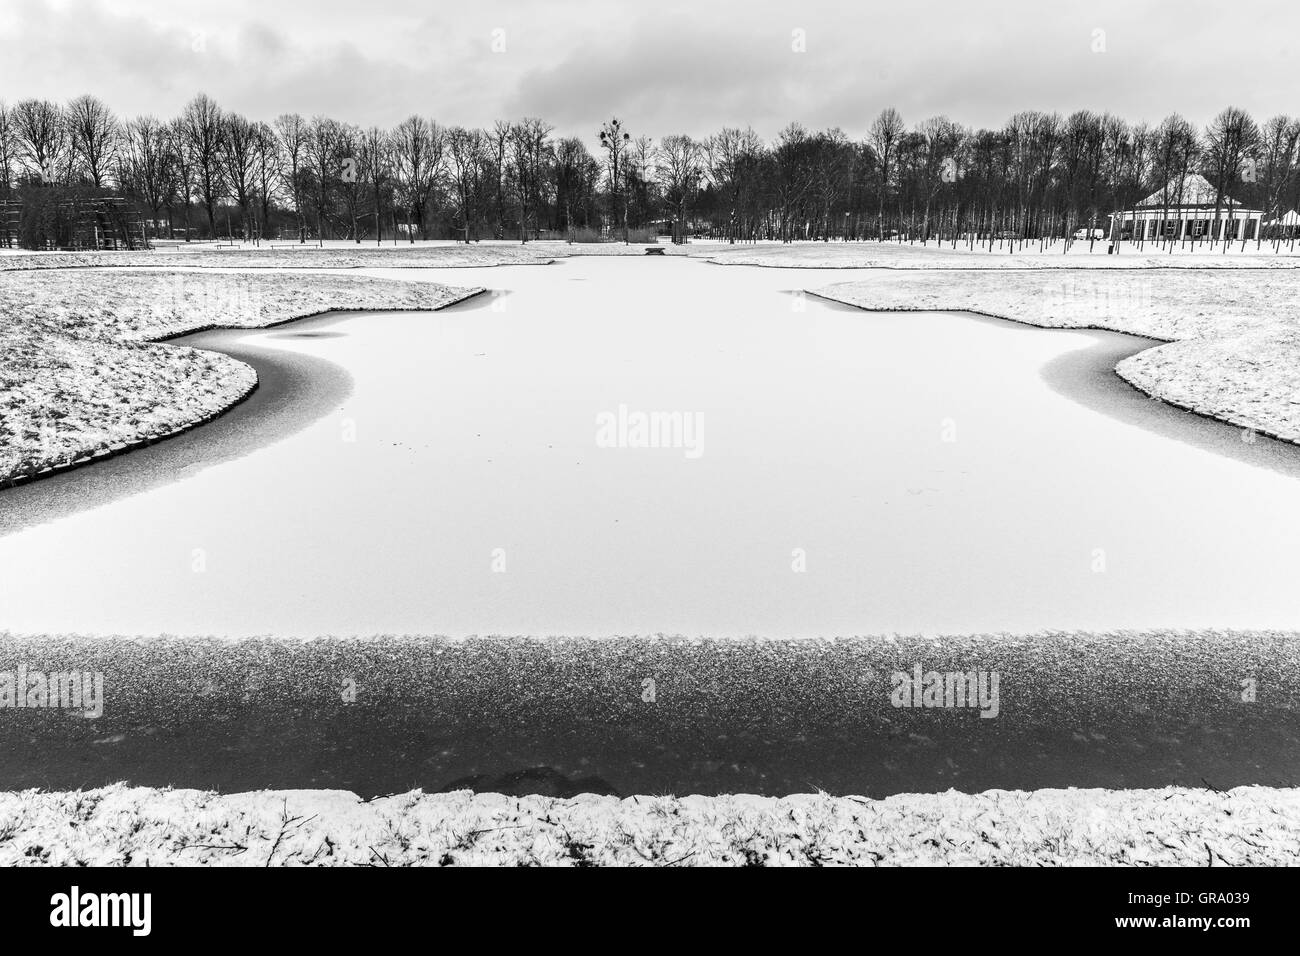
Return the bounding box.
[2,93,1298,247]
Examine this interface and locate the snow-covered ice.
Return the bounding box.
[2,256,1300,637]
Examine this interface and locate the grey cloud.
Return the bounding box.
[0,0,1295,140]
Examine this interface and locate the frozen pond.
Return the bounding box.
[3,256,1300,638]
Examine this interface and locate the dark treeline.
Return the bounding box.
[1,93,1298,248]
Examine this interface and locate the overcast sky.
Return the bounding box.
[0,0,1294,141]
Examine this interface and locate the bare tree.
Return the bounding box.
[222,112,258,239]
[809,128,854,241]
[509,117,553,242]
[67,94,120,188]
[1099,114,1130,247]
[180,93,226,237]
[657,134,700,242]
[1150,114,1200,248]
[597,118,632,242]
[358,126,392,245]
[335,122,364,241]
[915,116,964,241]
[12,99,70,185]
[273,113,310,241]
[625,134,658,229]
[391,115,444,241]
[304,115,341,242]
[1204,107,1260,246]
[771,123,814,241]
[1119,121,1154,245]
[121,115,172,237]
[447,126,485,242]
[1258,114,1300,246]
[0,102,17,199]
[553,136,596,235]
[167,117,195,240]
[489,120,512,239]
[703,126,763,242]
[868,107,904,240]
[251,121,280,242]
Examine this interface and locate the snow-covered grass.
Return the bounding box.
[0,333,256,484]
[0,244,553,271]
[534,240,692,256]
[8,237,1300,271]
[2,783,1294,866]
[816,269,1296,340]
[814,269,1300,444]
[1119,331,1300,444]
[702,238,1300,269]
[0,270,482,484]
[0,240,721,270]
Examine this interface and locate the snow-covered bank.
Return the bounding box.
[3,783,1295,866]
[0,271,482,485]
[1120,331,1300,445]
[814,269,1300,445]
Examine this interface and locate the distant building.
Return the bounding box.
[1265,209,1300,239]
[1113,173,1262,241]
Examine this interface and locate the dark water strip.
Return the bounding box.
[0,633,1295,798]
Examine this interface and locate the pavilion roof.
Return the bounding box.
[1136,173,1244,208]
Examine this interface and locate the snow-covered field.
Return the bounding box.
[815,268,1300,444]
[8,237,1300,271]
[0,244,554,271]
[701,238,1300,269]
[0,238,708,270]
[3,783,1295,866]
[0,270,481,484]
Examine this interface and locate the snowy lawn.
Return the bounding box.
[0,244,553,271]
[815,269,1300,444]
[701,238,1300,269]
[7,239,1300,271]
[2,783,1295,866]
[0,270,482,484]
[0,240,700,270]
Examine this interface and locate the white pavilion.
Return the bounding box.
[1113,173,1263,242]
[1265,209,1300,238]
